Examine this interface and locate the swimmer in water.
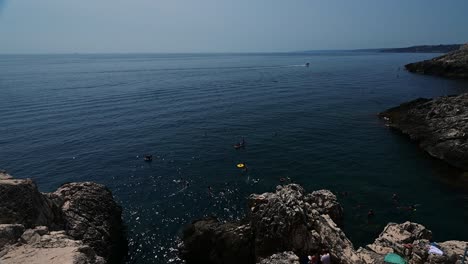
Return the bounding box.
[207,186,213,195]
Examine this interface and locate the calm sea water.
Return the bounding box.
[1,52,467,263]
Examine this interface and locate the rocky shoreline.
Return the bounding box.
[0,171,126,264]
[180,184,467,264]
[405,43,468,78]
[379,93,468,172]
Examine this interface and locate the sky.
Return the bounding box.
[0,0,467,53]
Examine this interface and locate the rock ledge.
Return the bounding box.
[0,172,125,264]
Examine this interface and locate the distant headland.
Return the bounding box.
[298,44,463,54]
[405,43,468,78]
[379,44,463,53]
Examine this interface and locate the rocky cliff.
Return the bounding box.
[0,171,126,264]
[181,184,467,264]
[379,93,468,171]
[405,43,468,78]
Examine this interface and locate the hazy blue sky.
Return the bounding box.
[0,0,467,53]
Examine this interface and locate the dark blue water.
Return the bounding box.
[1,52,467,263]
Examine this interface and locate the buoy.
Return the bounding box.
[237,163,245,168]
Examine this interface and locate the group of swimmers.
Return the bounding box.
[340,192,419,224]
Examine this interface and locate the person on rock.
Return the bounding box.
[320,249,331,264]
[308,253,320,264]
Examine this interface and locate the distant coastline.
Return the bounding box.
[380,44,462,53]
[298,44,462,54]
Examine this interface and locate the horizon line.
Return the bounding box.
[0,43,463,56]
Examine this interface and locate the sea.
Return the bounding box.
[0,52,467,263]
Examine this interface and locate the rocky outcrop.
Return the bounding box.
[379,93,468,171]
[0,177,61,229]
[0,172,125,263]
[0,225,105,264]
[181,184,352,264]
[181,217,255,264]
[405,43,468,78]
[358,222,467,264]
[181,184,468,264]
[53,182,125,261]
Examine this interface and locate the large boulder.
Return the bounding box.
[380,93,468,171]
[359,221,432,259]
[306,189,344,227]
[248,184,321,257]
[54,182,126,262]
[0,178,61,229]
[0,224,25,249]
[0,173,125,263]
[182,184,357,264]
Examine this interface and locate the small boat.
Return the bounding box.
[144,154,153,162]
[233,138,246,149]
[305,62,310,67]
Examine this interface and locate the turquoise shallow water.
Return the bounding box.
[0,52,467,263]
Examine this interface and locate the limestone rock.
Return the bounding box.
[0,174,125,263]
[0,228,105,264]
[0,224,24,248]
[182,184,357,263]
[360,222,432,260]
[379,93,468,171]
[248,184,321,257]
[360,222,465,264]
[54,182,125,261]
[315,214,362,264]
[0,170,12,180]
[182,184,468,264]
[256,251,300,264]
[0,178,61,228]
[405,43,468,78]
[306,189,344,226]
[181,217,254,264]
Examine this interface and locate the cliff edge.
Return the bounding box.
[0,171,126,264]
